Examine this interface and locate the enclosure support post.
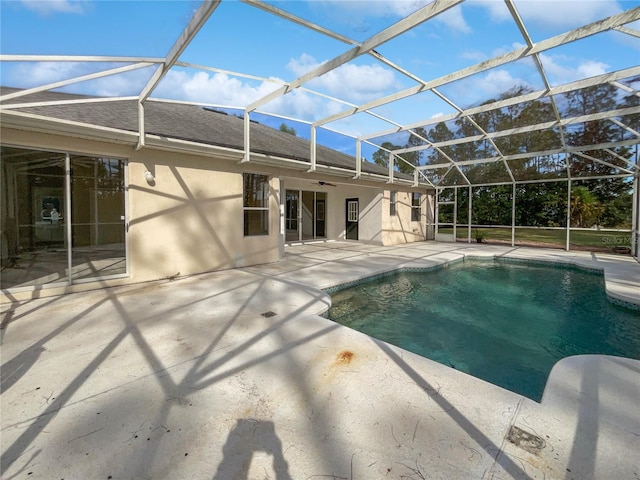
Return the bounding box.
[468,185,472,244]
[435,188,439,239]
[65,152,72,285]
[566,179,572,251]
[632,173,639,258]
[278,177,285,260]
[511,183,516,247]
[453,187,457,243]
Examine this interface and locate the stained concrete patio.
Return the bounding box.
[1,241,639,479]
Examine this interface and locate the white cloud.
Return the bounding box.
[479,69,525,97]
[286,53,321,77]
[92,69,154,97]
[461,50,488,62]
[435,5,471,34]
[5,58,398,123]
[309,0,472,34]
[473,0,622,30]
[539,53,610,84]
[448,69,531,106]
[7,61,154,95]
[472,0,510,22]
[576,61,609,79]
[12,61,82,87]
[19,0,87,15]
[156,70,282,106]
[155,69,342,122]
[287,54,399,104]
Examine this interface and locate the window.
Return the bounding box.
[411,192,421,221]
[347,200,358,222]
[243,173,269,236]
[390,190,397,216]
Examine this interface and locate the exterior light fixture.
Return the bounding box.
[144,170,155,185]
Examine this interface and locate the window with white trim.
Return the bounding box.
[411,192,421,222]
[243,173,269,236]
[390,190,397,216]
[347,201,358,222]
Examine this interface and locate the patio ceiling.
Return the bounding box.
[1,0,639,188]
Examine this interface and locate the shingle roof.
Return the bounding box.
[1,87,399,179]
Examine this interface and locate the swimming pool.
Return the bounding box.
[327,259,640,401]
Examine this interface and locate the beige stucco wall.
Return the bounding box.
[1,128,281,300]
[1,127,433,300]
[282,178,431,246]
[128,151,282,277]
[281,179,383,243]
[381,190,430,245]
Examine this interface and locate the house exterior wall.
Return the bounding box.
[127,150,282,276]
[381,190,429,245]
[1,127,433,300]
[336,188,383,244]
[281,178,431,246]
[1,128,281,300]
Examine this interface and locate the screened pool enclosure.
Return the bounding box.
[1,0,639,267]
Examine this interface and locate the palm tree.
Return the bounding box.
[570,186,603,228]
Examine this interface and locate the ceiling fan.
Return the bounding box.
[313,181,337,187]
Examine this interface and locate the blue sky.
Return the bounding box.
[1,0,639,158]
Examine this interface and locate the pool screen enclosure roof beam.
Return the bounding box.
[317,7,640,133]
[246,0,464,114]
[136,0,221,149]
[138,0,220,104]
[242,0,463,181]
[1,0,638,193]
[390,105,640,169]
[361,64,640,146]
[505,0,570,172]
[0,63,154,103]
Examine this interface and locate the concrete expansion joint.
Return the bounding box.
[485,396,526,479]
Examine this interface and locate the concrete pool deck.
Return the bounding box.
[1,241,639,479]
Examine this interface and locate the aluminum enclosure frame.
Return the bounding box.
[1,0,638,256]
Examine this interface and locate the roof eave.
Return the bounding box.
[0,110,428,187]
[1,109,140,145]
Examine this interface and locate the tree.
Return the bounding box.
[424,122,454,169]
[564,84,633,227]
[436,82,634,231]
[279,123,296,136]
[372,141,401,168]
[570,186,603,227]
[399,127,427,174]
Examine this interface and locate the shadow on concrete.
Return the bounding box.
[1,260,343,478]
[212,419,292,480]
[372,338,533,480]
[1,296,110,393]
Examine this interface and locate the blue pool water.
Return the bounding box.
[327,260,640,401]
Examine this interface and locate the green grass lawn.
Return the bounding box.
[438,226,632,253]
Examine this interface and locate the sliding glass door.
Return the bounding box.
[70,155,126,280]
[285,189,326,242]
[1,146,127,291]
